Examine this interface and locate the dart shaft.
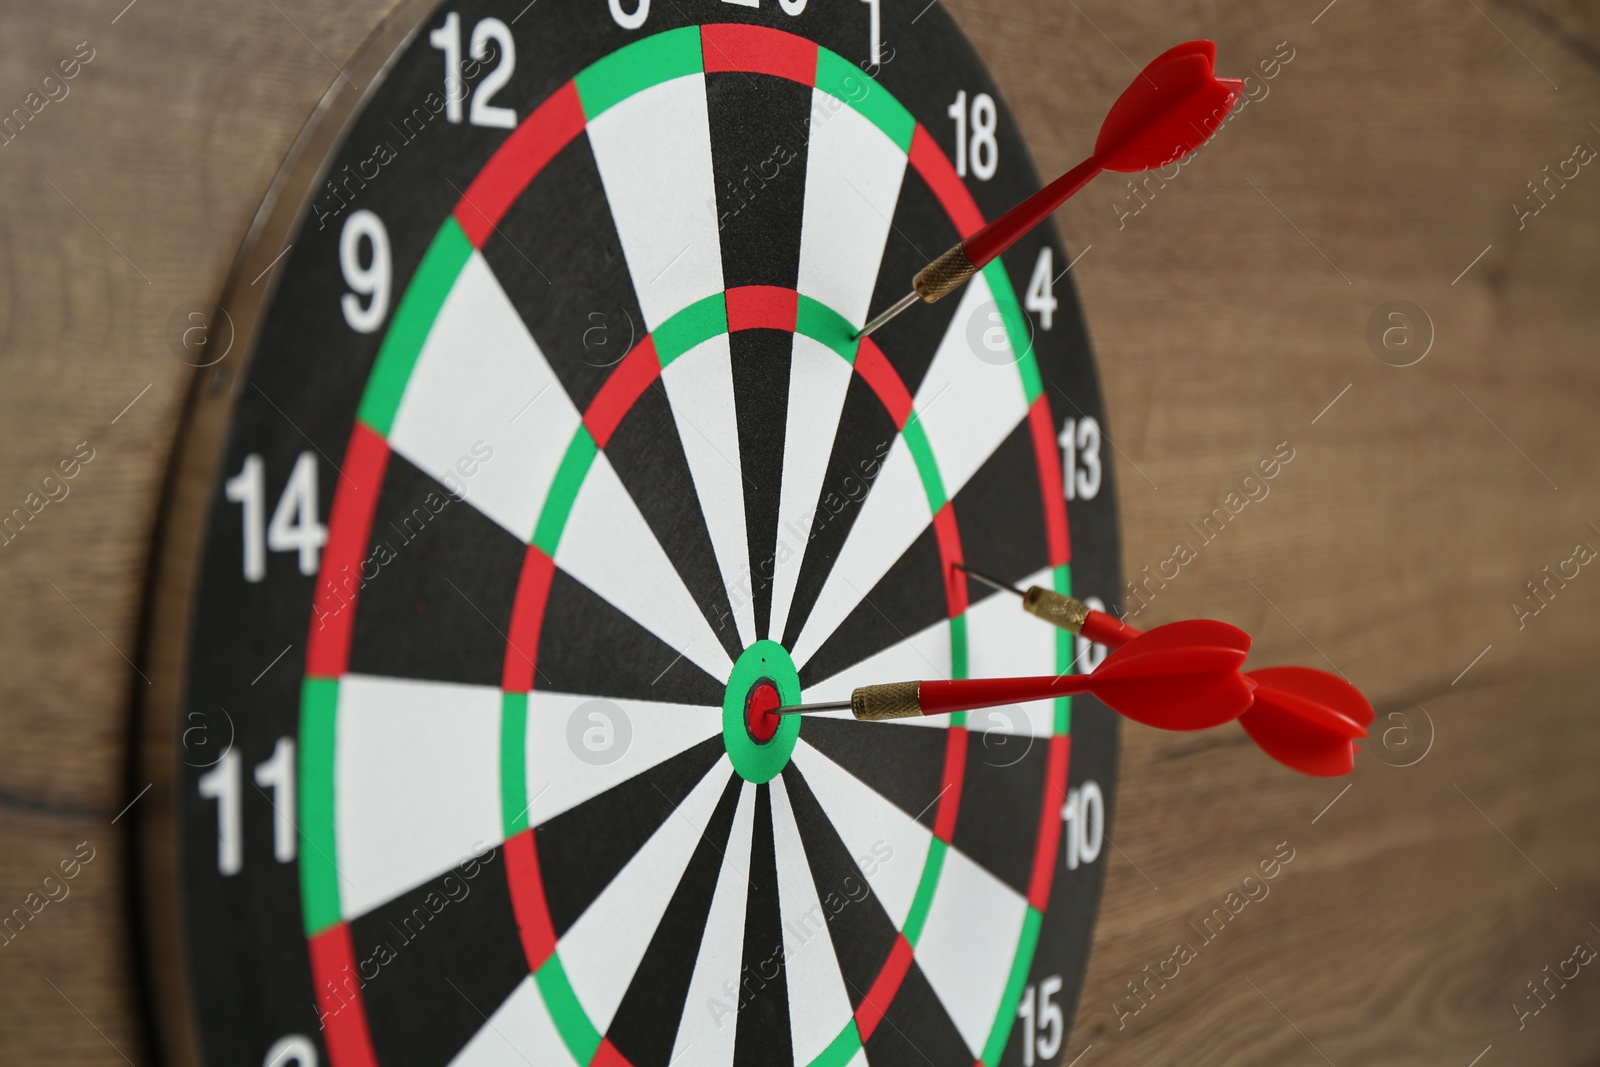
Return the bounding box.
[963,156,1102,268]
[957,562,1140,648]
[845,675,1101,720]
[1020,587,1143,647]
[858,158,1101,340]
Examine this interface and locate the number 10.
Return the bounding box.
[1061,780,1104,871]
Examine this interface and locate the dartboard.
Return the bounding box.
[144,2,1122,1065]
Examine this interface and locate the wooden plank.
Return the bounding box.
[2,0,1598,1062]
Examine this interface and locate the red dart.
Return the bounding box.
[959,564,1372,776]
[778,620,1255,729]
[859,40,1243,337]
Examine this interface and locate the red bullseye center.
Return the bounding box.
[745,680,782,744]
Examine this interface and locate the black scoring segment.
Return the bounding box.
[605,774,745,1066]
[606,383,746,662]
[705,71,811,290]
[729,328,794,641]
[348,452,525,687]
[798,524,945,690]
[733,785,794,1065]
[780,765,900,1009]
[797,718,948,833]
[863,165,966,397]
[951,418,1049,599]
[704,70,814,641]
[949,728,1050,897]
[535,737,729,938]
[348,852,527,1067]
[778,377,898,650]
[537,569,724,707]
[861,959,972,1067]
[483,135,648,414]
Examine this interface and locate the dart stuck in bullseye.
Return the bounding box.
[857,39,1244,338]
[958,564,1375,777]
[778,619,1256,730]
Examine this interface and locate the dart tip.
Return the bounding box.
[856,290,920,339]
[955,562,1024,597]
[776,700,852,716]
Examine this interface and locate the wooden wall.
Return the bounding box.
[2,0,1597,1062]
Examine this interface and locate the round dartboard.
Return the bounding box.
[143,2,1123,1065]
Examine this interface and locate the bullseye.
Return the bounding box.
[721,641,801,783]
[744,679,782,743]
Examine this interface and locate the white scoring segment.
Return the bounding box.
[389,252,582,543]
[557,451,733,683]
[911,845,1031,1058]
[586,74,724,330]
[799,616,953,732]
[789,740,932,930]
[788,436,929,671]
[789,273,1034,672]
[522,692,722,827]
[769,333,856,646]
[770,775,858,1064]
[447,975,579,1067]
[909,272,1032,494]
[965,565,1059,737]
[659,335,756,649]
[558,758,735,1035]
[334,675,504,922]
[795,89,909,328]
[668,782,757,1066]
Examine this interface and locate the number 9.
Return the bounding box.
[264,1035,317,1067]
[340,210,391,334]
[608,0,649,30]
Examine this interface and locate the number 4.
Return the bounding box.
[1026,247,1058,331]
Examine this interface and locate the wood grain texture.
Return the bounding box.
[2,0,1598,1063]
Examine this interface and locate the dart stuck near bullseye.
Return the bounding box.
[780,564,1374,779]
[858,39,1244,338]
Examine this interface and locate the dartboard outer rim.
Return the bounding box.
[139,3,478,1064]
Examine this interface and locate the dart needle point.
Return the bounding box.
[855,290,919,339]
[954,562,1025,598]
[776,700,851,716]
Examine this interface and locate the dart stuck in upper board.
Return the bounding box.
[859,39,1244,337]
